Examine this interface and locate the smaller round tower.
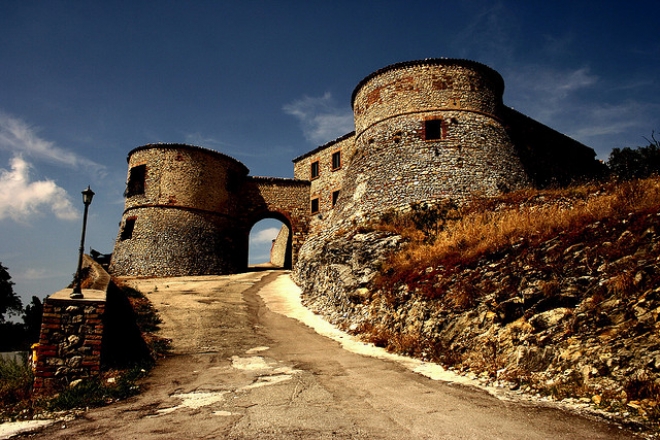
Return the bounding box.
[109,143,249,277]
[337,58,529,220]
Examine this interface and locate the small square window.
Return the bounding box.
[311,161,320,179]
[332,190,340,207]
[310,198,319,214]
[332,151,341,170]
[120,217,136,241]
[125,164,146,197]
[424,119,443,141]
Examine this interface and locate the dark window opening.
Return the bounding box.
[424,119,443,141]
[332,151,341,170]
[226,169,240,192]
[120,217,136,241]
[332,190,340,207]
[311,161,320,179]
[125,164,146,197]
[310,198,319,214]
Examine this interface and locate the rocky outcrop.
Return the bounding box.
[292,229,404,321]
[293,207,660,429]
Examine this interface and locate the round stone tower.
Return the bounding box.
[337,58,529,220]
[109,143,249,277]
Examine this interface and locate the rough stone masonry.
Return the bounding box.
[110,58,602,278]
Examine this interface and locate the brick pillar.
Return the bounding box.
[33,289,106,395]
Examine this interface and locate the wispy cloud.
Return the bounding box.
[504,65,658,155]
[507,66,598,110]
[283,92,354,145]
[20,267,58,281]
[570,100,660,150]
[184,132,270,159]
[453,2,516,62]
[249,227,280,245]
[0,156,78,222]
[0,112,104,173]
[184,132,228,148]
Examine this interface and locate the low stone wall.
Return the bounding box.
[34,296,105,393]
[33,256,109,394]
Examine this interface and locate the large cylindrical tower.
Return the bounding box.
[109,143,249,277]
[337,59,529,220]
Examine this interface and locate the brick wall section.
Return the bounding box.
[351,59,505,135]
[34,298,105,394]
[33,256,108,395]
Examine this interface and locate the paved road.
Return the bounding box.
[24,271,640,439]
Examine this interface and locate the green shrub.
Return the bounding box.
[48,363,150,411]
[0,354,33,404]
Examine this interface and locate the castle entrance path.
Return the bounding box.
[27,272,638,439]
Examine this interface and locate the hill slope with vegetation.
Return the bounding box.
[294,176,660,431]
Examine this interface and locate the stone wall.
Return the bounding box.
[33,256,108,394]
[503,108,603,186]
[34,298,105,393]
[293,133,356,232]
[351,59,505,135]
[238,177,310,268]
[290,59,599,230]
[111,144,249,277]
[109,59,602,279]
[110,145,311,277]
[111,206,241,277]
[122,143,248,213]
[270,225,290,267]
[338,59,529,223]
[34,257,150,394]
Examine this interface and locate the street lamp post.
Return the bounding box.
[71,186,95,299]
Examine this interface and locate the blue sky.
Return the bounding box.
[1,0,659,305]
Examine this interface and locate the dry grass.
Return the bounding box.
[377,178,660,280]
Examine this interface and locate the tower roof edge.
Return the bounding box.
[350,58,504,109]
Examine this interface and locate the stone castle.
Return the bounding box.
[109,58,601,278]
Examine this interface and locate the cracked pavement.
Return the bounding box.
[19,271,641,439]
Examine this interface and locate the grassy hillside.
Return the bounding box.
[347,177,660,430]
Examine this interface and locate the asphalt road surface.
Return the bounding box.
[22,271,641,439]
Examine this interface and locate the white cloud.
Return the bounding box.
[184,132,226,148]
[0,156,78,222]
[0,112,104,173]
[504,64,659,156]
[283,92,354,145]
[507,66,598,111]
[249,227,281,245]
[20,267,56,280]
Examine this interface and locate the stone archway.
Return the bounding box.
[248,215,293,269]
[235,177,310,272]
[110,145,311,278]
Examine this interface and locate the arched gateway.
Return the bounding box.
[109,144,310,277]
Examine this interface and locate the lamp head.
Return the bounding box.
[82,186,95,205]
